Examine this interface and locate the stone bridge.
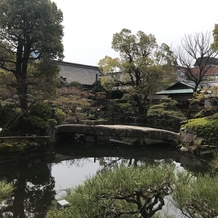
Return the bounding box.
[55,124,181,144]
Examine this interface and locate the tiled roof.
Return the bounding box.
[164,81,195,90]
[54,61,103,86]
[156,81,196,95]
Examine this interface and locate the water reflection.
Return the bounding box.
[52,158,99,199]
[0,142,213,218]
[54,142,212,173]
[52,142,212,198]
[0,150,55,218]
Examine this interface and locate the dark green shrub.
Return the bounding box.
[66,81,83,88]
[0,140,27,153]
[147,98,186,131]
[195,108,218,118]
[58,79,66,88]
[207,112,218,120]
[0,102,18,128]
[25,102,52,128]
[147,98,185,118]
[108,101,138,124]
[54,108,66,124]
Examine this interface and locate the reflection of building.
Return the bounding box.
[54,61,103,90]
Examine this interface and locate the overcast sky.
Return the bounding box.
[53,0,218,66]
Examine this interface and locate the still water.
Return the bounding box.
[0,142,212,218]
[52,158,100,199]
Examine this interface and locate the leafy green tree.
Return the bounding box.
[98,28,176,121]
[0,0,64,112]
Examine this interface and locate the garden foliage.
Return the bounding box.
[183,113,218,145]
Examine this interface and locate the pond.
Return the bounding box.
[0,141,212,218]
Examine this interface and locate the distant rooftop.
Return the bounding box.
[193,57,218,67]
[54,61,103,86]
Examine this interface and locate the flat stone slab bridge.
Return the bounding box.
[55,124,181,144]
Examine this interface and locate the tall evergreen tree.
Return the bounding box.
[0,0,64,111]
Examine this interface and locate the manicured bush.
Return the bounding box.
[184,115,218,145]
[147,98,186,131]
[147,98,185,119]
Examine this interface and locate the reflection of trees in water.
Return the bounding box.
[55,142,212,173]
[178,152,212,175]
[96,157,175,174]
[0,152,55,218]
[60,158,94,168]
[97,157,122,171]
[96,154,211,176]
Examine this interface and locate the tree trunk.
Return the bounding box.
[134,94,148,123]
[15,41,29,112]
[16,78,28,112]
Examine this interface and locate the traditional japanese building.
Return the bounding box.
[54,61,103,89]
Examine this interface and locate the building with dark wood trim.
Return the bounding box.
[156,81,196,111]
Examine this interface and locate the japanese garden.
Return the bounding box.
[1,0,218,217]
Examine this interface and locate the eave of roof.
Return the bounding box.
[54,60,101,71]
[156,89,194,95]
[165,81,195,90]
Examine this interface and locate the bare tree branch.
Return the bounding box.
[176,32,218,92]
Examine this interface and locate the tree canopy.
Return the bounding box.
[98,28,176,119]
[0,0,64,111]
